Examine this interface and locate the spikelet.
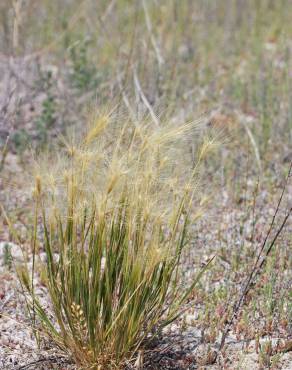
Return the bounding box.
[33,108,221,237]
[144,118,202,150]
[84,115,109,145]
[35,175,42,197]
[71,302,88,344]
[198,135,219,161]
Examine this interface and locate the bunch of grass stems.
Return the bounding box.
[20,110,217,369]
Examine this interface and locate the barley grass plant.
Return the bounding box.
[20,110,217,369]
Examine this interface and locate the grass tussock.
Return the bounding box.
[20,110,217,369]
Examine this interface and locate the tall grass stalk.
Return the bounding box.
[21,111,216,369]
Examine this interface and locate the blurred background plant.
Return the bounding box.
[0,0,291,169]
[34,70,57,146]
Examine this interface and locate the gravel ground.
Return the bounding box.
[0,269,291,369]
[1,202,291,370]
[1,149,291,370]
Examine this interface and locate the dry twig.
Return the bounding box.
[217,161,292,359]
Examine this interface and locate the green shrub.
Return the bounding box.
[2,243,12,269]
[12,129,30,153]
[69,39,99,91]
[34,71,56,146]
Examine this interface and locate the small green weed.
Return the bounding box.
[34,71,56,146]
[0,136,9,172]
[2,243,12,270]
[12,129,30,154]
[69,39,99,91]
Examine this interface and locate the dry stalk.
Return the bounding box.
[133,69,160,126]
[142,0,164,67]
[12,0,23,51]
[216,162,292,360]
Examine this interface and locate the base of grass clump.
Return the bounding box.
[19,110,216,369]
